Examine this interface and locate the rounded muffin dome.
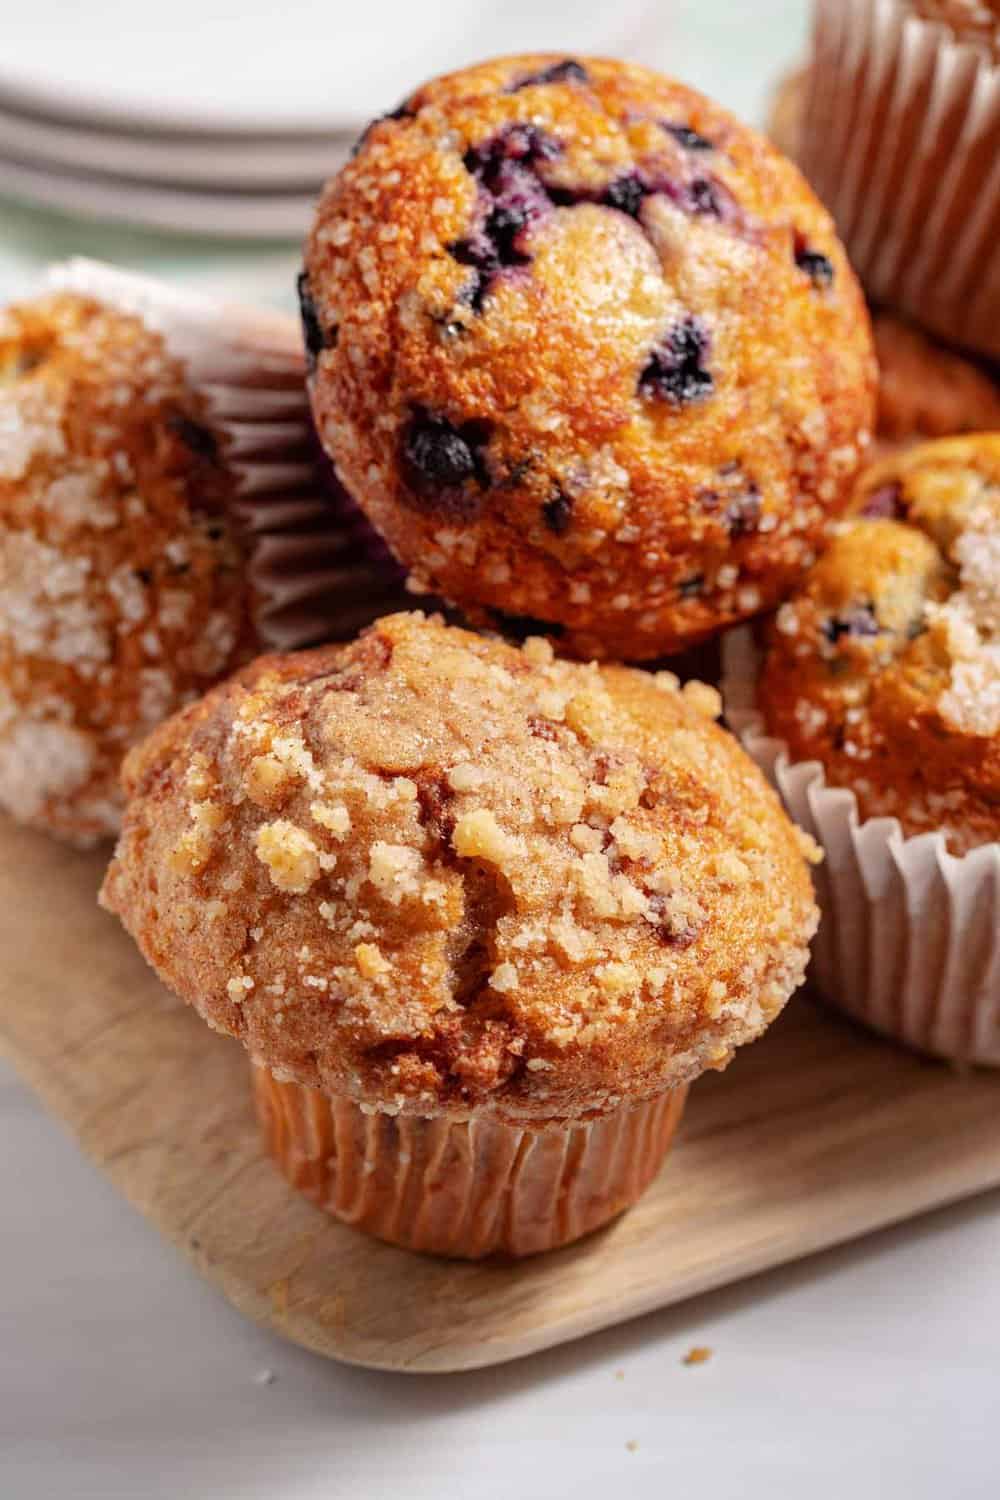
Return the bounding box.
[759,435,1000,853]
[0,291,253,845]
[302,54,875,660]
[102,611,819,1122]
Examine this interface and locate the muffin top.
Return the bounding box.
[0,291,252,845]
[873,313,1000,451]
[759,435,1000,852]
[910,1,1000,59]
[102,611,818,1122]
[303,54,874,661]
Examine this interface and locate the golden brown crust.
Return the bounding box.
[759,435,1000,853]
[101,611,817,1122]
[304,55,875,661]
[873,313,1000,450]
[0,292,255,845]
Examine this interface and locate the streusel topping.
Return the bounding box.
[102,611,818,1121]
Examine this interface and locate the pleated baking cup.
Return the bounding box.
[721,627,1000,1066]
[42,258,408,650]
[798,0,1000,359]
[251,1064,689,1259]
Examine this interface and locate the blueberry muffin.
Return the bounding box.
[873,314,1000,453]
[758,435,999,854]
[303,54,875,661]
[101,610,818,1256]
[0,291,253,845]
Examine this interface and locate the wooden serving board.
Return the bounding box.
[2,815,998,1373]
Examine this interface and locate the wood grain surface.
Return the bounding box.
[1,816,997,1373]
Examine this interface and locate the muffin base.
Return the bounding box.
[252,1067,688,1259]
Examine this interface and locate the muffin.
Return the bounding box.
[797,0,1000,358]
[303,54,875,662]
[0,290,253,846]
[101,610,818,1257]
[758,435,999,853]
[873,313,1000,453]
[724,435,999,1066]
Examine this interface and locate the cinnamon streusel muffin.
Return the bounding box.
[0,291,254,846]
[303,54,874,661]
[758,435,1000,854]
[102,610,818,1257]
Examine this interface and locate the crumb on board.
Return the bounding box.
[683,1345,713,1366]
[254,1369,276,1386]
[625,1440,639,1454]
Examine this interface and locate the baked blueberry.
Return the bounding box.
[794,238,835,288]
[663,122,715,151]
[639,316,714,406]
[509,58,589,90]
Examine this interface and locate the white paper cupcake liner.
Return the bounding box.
[798,0,1000,359]
[42,258,408,650]
[722,626,1000,1066]
[252,1064,689,1259]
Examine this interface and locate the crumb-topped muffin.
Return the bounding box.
[0,291,253,845]
[759,435,1000,854]
[303,54,874,661]
[102,610,818,1254]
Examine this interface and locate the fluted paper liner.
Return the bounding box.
[42,258,408,650]
[252,1065,689,1259]
[722,627,1000,1066]
[798,0,1000,359]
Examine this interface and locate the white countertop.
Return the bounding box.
[2,4,997,1494]
[3,1060,998,1499]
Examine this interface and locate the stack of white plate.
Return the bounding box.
[0,0,658,241]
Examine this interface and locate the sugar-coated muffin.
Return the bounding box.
[0,292,254,846]
[873,314,1000,451]
[102,611,818,1255]
[758,435,1000,854]
[303,54,875,661]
